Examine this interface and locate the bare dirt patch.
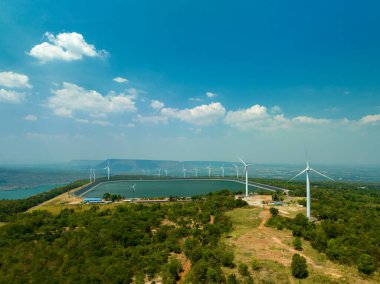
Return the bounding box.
[176,253,191,283]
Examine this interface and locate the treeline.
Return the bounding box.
[0,180,87,222]
[267,186,380,274]
[0,190,246,283]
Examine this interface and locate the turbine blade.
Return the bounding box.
[288,169,307,181]
[237,156,247,166]
[310,168,334,181]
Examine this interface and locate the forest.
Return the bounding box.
[267,183,380,275]
[0,190,246,283]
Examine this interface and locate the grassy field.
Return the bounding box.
[223,204,379,284]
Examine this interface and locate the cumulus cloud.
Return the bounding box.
[48,82,137,118]
[23,114,38,121]
[113,77,128,83]
[150,100,165,110]
[0,89,26,103]
[161,102,226,125]
[0,72,32,88]
[29,32,108,62]
[206,92,217,98]
[359,114,380,124]
[224,104,334,130]
[224,104,274,130]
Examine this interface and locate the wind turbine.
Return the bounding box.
[104,160,110,181]
[233,164,239,179]
[130,184,136,192]
[89,168,93,182]
[289,158,334,221]
[207,165,212,178]
[220,164,225,178]
[164,169,168,177]
[182,166,187,178]
[238,157,252,197]
[194,167,198,177]
[157,168,161,177]
[92,169,96,182]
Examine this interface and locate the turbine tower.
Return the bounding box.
[289,158,334,220]
[220,164,225,178]
[207,165,211,178]
[92,169,96,182]
[89,168,93,182]
[104,160,110,181]
[238,157,252,197]
[233,164,239,179]
[194,167,198,177]
[182,166,187,178]
[164,169,168,177]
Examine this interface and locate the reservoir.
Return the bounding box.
[80,179,258,198]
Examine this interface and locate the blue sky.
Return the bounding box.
[0,0,379,165]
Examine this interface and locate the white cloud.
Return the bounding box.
[113,77,128,83]
[0,72,32,88]
[359,114,380,124]
[23,114,38,121]
[225,104,333,130]
[48,82,137,118]
[0,89,26,103]
[150,100,165,110]
[206,92,217,98]
[29,32,108,62]
[161,102,226,125]
[224,104,271,130]
[292,116,330,124]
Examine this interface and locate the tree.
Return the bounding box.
[357,254,375,275]
[291,254,308,279]
[292,237,302,251]
[270,207,279,216]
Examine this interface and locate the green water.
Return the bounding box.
[81,179,257,198]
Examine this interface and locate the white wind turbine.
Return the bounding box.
[194,167,198,177]
[238,157,252,197]
[89,168,93,182]
[207,165,212,178]
[182,166,187,178]
[130,184,136,192]
[220,164,225,178]
[233,164,239,179]
[92,169,96,182]
[164,169,168,177]
[157,168,161,177]
[289,155,334,220]
[104,160,110,181]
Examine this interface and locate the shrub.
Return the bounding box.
[270,207,279,216]
[291,254,308,279]
[292,237,302,251]
[238,263,249,276]
[357,254,375,275]
[251,257,261,271]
